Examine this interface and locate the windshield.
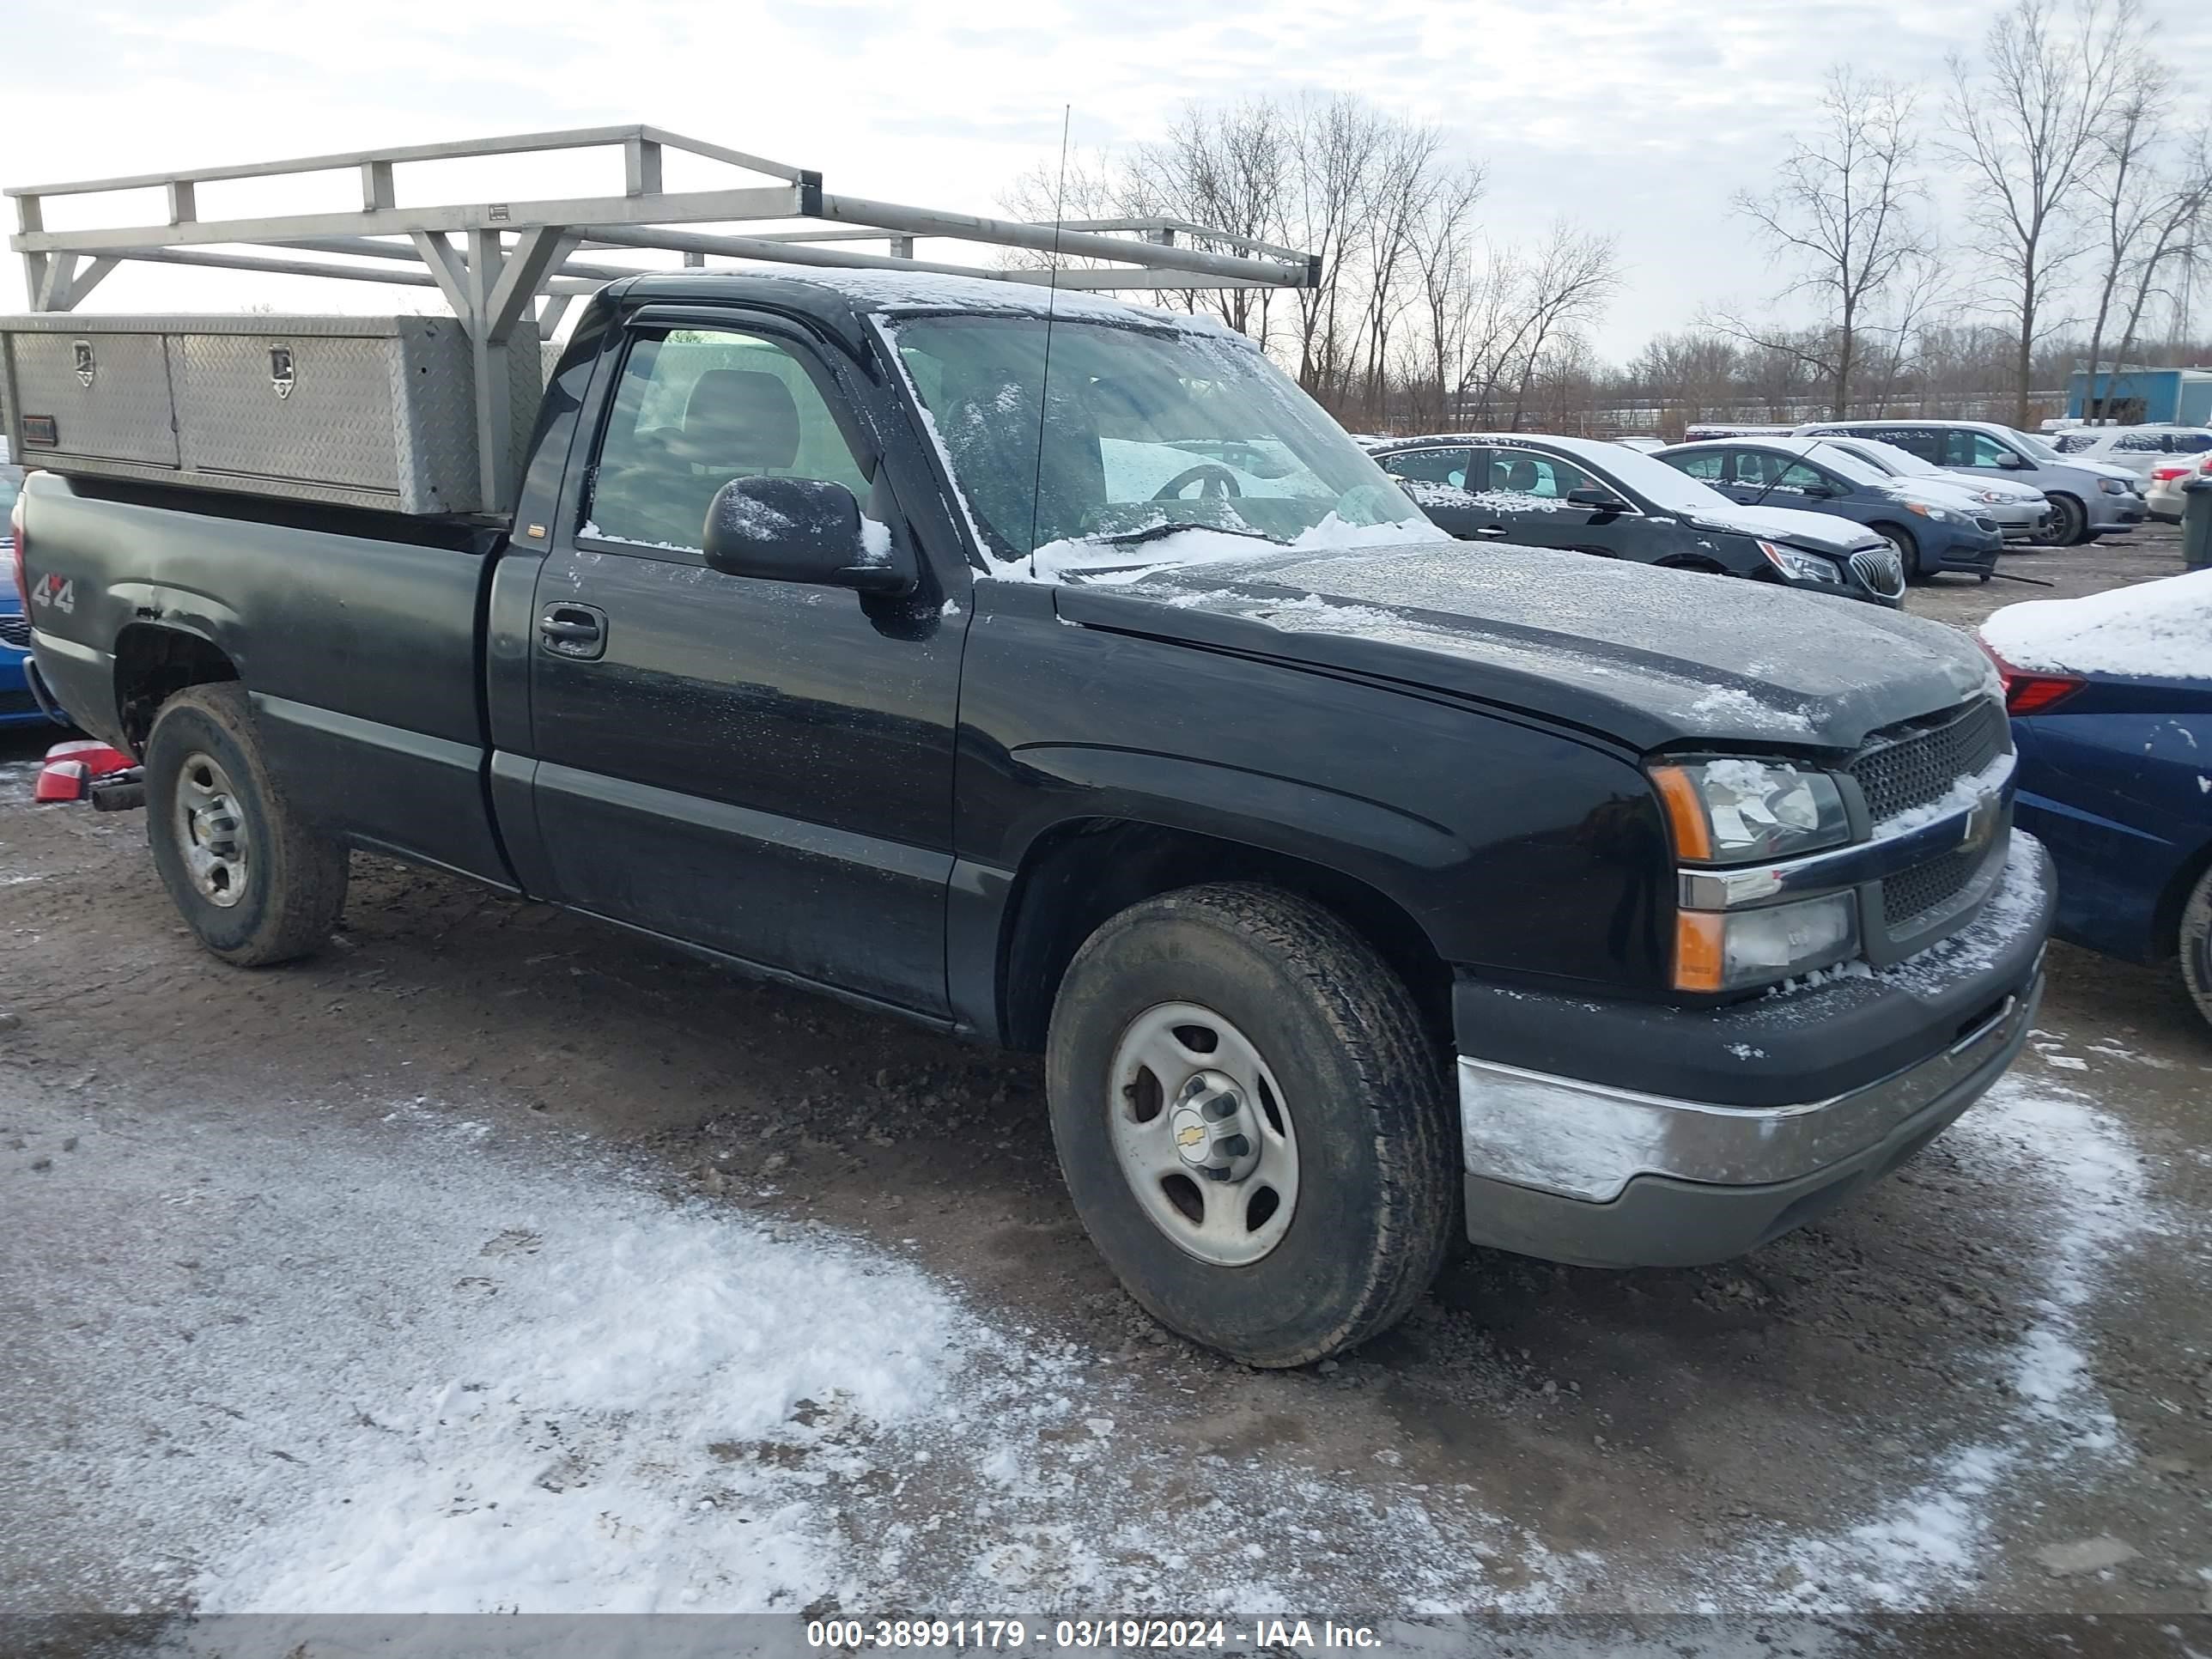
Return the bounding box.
[1828,438,1931,477]
[1801,442,1888,487]
[1595,444,1743,515]
[2008,429,2063,461]
[888,316,1430,573]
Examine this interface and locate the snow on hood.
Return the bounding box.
[1048,538,1999,751]
[1979,569,2212,681]
[1698,500,1881,550]
[1020,511,1448,582]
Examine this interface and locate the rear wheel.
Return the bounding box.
[1873,522,1923,581]
[1045,882,1457,1367]
[145,684,349,965]
[2179,865,2212,1032]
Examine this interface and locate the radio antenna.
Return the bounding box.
[1027,104,1073,580]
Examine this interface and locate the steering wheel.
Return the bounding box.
[1152,463,1243,501]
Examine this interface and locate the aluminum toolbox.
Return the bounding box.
[0,313,540,515]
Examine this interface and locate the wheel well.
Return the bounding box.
[114,625,240,750]
[997,818,1451,1054]
[2154,836,2212,958]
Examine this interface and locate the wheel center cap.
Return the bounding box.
[1171,1072,1259,1182]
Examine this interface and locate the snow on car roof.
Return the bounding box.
[726,264,1250,338]
[1980,569,2212,681]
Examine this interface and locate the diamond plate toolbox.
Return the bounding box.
[0,314,541,515]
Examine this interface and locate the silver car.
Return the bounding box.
[1793,418,2148,545]
[1803,434,2052,544]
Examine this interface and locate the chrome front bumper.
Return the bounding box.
[1456,977,2037,1204]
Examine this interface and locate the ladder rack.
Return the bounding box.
[9,125,1318,510]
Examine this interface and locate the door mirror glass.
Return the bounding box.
[702,477,914,594]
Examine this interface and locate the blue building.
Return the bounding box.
[2065,366,2212,425]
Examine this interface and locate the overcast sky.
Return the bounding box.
[5,0,2210,359]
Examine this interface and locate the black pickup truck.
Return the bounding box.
[13,270,2053,1366]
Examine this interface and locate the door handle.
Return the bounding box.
[1474,524,1510,538]
[539,604,607,660]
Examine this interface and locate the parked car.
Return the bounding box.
[1,463,51,727]
[2146,451,2212,522]
[1978,572,2212,1028]
[1654,437,2002,582]
[2050,424,2212,482]
[1802,434,2054,544]
[1366,433,1906,605]
[12,270,2052,1366]
[1793,419,2148,545]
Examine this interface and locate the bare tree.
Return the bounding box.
[1504,222,1622,428]
[1730,69,1928,416]
[1405,163,1486,429]
[2078,59,2172,418]
[2083,119,2212,418]
[1945,0,2143,426]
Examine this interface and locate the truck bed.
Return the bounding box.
[27,476,513,885]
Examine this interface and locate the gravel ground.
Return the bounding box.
[2,524,2208,1652]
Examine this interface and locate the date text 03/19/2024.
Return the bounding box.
[804,1619,1386,1650]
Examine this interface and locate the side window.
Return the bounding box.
[1731,452,1822,492]
[1875,427,1940,463]
[585,327,871,554]
[1486,448,1595,498]
[2114,431,2164,453]
[2052,433,2098,453]
[1968,433,2018,468]
[1377,447,1473,489]
[2172,432,2212,453]
[1671,450,1727,483]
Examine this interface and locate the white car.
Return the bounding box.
[2050,424,2212,483]
[2146,451,2212,521]
[1799,434,2053,544]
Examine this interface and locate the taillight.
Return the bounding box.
[1979,638,2084,714]
[2151,464,2191,482]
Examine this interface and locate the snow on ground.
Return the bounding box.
[7,1052,2172,1626]
[1979,568,2212,680]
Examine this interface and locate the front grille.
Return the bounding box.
[1847,698,2010,825]
[1848,545,1905,598]
[1881,845,1984,930]
[1974,516,2000,535]
[0,615,27,650]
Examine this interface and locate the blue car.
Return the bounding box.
[1978,572,2212,1029]
[1,464,52,728]
[1656,437,2005,582]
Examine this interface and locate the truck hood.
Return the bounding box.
[1053,539,1998,753]
[1682,501,1881,553]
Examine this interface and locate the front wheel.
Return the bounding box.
[2179,865,2212,1032]
[1045,882,1457,1367]
[145,683,349,965]
[2039,494,2087,547]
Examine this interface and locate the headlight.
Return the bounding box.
[2098,477,2128,495]
[1972,489,2007,504]
[1649,759,1850,864]
[1754,539,1841,583]
[1905,501,1954,522]
[1674,892,1859,993]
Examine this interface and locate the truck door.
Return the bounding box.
[526,313,967,1017]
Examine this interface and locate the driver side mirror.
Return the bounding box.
[1994,451,2030,469]
[702,477,915,595]
[1565,485,1628,511]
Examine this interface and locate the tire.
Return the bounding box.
[2041,494,2088,547]
[144,683,349,966]
[1045,881,1457,1368]
[1873,522,1923,581]
[2180,864,2212,1033]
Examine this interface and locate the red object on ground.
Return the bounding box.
[32,740,136,804]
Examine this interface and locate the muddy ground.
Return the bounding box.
[2,523,2208,1652]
